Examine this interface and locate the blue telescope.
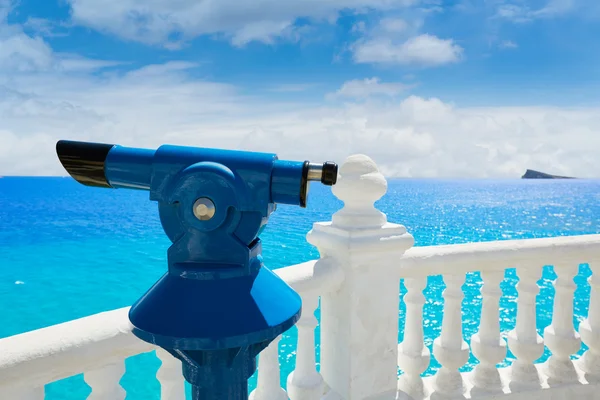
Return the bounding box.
[56,140,337,399]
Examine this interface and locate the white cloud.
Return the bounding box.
[534,0,575,17]
[351,21,367,33]
[353,34,463,66]
[495,0,576,22]
[499,40,518,49]
[23,17,68,38]
[0,25,54,71]
[1,6,599,180]
[379,17,409,33]
[267,83,316,93]
[349,16,461,67]
[0,0,11,18]
[2,62,600,179]
[64,0,417,47]
[0,14,116,73]
[327,77,413,99]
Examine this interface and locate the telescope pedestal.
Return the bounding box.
[130,248,301,399]
[180,347,260,400]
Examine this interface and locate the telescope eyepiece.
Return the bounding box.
[321,161,338,186]
[306,162,338,186]
[56,140,115,188]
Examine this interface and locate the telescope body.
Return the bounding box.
[56,140,337,399]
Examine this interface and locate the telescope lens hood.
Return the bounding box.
[56,140,115,188]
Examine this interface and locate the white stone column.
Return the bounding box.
[308,154,414,400]
[398,277,430,399]
[543,263,581,384]
[579,261,600,380]
[507,265,544,391]
[470,270,506,393]
[156,348,186,400]
[84,361,127,400]
[432,273,470,397]
[249,336,287,400]
[287,295,324,400]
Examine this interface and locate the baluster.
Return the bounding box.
[543,263,581,384]
[579,262,600,380]
[432,273,469,397]
[507,265,544,390]
[470,270,506,393]
[84,361,126,400]
[398,277,430,399]
[249,335,287,400]
[156,348,186,399]
[287,295,323,400]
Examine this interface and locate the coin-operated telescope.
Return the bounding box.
[56,140,337,399]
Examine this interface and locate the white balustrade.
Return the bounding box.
[470,270,506,393]
[544,263,582,384]
[507,265,545,390]
[3,154,600,400]
[398,277,430,399]
[579,262,600,380]
[432,273,470,397]
[250,336,288,400]
[84,361,127,399]
[156,348,186,399]
[287,295,324,400]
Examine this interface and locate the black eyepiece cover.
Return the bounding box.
[56,140,115,188]
[321,162,338,186]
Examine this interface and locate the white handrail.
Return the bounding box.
[400,234,600,277]
[0,307,153,389]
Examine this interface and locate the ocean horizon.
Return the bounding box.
[1,176,599,398]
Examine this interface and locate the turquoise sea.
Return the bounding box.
[1,177,600,398]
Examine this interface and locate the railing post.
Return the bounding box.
[544,263,581,384]
[156,348,186,400]
[398,277,430,399]
[287,295,324,400]
[432,273,470,397]
[579,261,600,381]
[507,265,544,391]
[249,336,288,400]
[84,361,126,400]
[307,154,414,399]
[470,270,506,393]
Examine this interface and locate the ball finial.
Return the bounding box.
[331,154,388,228]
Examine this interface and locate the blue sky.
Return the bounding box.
[6,0,600,105]
[1,0,599,177]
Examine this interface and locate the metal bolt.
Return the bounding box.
[193,197,216,221]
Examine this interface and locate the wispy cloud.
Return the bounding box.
[348,15,462,67]
[2,54,599,179]
[353,34,463,67]
[23,17,69,37]
[63,0,419,48]
[267,83,317,93]
[327,77,414,99]
[495,0,576,22]
[499,40,518,49]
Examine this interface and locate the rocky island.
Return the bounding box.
[522,169,575,179]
